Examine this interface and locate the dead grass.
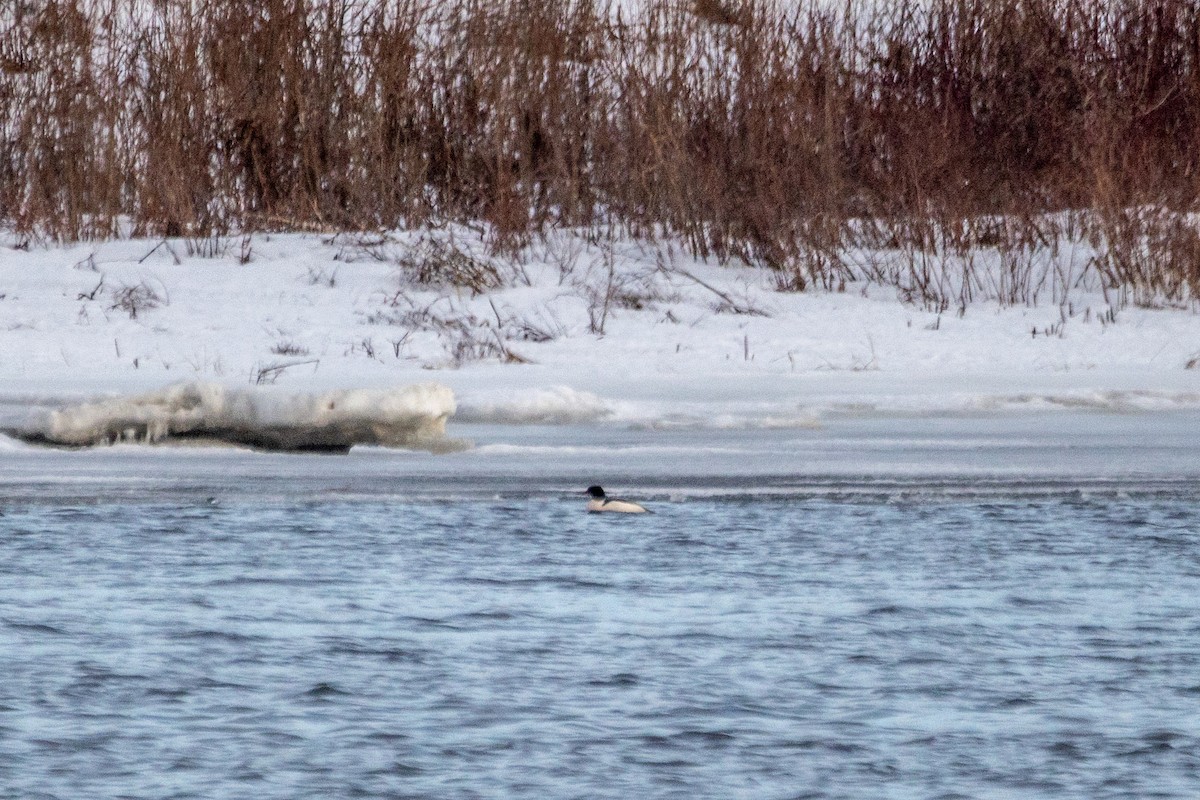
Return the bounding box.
[395,235,504,296]
[270,340,310,357]
[365,291,531,367]
[1,0,1198,304]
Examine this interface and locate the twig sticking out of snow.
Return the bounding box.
[665,266,767,316]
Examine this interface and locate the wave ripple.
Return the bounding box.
[3,495,1200,798]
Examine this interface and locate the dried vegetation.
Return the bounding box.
[0,0,1198,307]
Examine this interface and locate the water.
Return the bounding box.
[4,416,1200,799]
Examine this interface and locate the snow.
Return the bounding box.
[456,386,616,425]
[1,227,1199,450]
[6,381,456,452]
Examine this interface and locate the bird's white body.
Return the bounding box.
[585,486,648,513]
[587,497,648,514]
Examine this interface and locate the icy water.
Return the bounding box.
[4,416,1200,799]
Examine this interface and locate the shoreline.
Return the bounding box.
[1,228,1198,443]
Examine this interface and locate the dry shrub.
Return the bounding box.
[396,236,503,296]
[109,280,166,319]
[0,0,1198,303]
[1088,208,1200,305]
[368,299,528,366]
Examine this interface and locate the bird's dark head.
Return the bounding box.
[585,485,606,498]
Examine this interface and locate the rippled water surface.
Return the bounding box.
[5,415,1200,799]
[5,489,1200,799]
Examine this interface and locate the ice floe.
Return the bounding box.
[6,382,458,452]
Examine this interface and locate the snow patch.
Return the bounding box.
[456,386,615,425]
[0,433,29,452]
[7,382,459,453]
[972,390,1200,413]
[1,230,1199,425]
[628,412,822,431]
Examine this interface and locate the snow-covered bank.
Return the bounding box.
[1,229,1199,441]
[3,382,457,453]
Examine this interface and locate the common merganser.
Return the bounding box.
[585,485,648,514]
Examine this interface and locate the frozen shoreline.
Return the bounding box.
[5,411,1200,507]
[1,230,1199,444]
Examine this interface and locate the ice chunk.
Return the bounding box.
[10,382,458,453]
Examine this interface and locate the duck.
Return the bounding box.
[585,485,648,514]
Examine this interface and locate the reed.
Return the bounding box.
[0,0,1197,301]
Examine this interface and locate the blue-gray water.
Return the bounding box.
[4,415,1200,799]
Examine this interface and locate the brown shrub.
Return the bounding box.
[0,0,1197,299]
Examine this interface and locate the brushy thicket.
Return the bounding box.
[0,0,1198,302]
